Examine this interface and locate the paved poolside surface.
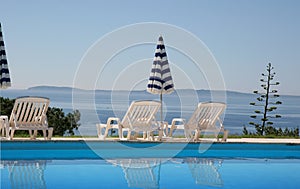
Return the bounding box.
[2,137,300,144]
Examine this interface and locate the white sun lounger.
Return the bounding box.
[8,97,53,140]
[168,102,228,142]
[96,100,161,140]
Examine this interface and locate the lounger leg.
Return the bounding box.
[215,132,219,142]
[118,127,122,139]
[96,124,107,139]
[43,129,47,140]
[133,132,138,140]
[29,130,34,139]
[157,129,163,141]
[127,131,132,140]
[127,131,137,140]
[145,132,150,140]
[0,124,3,137]
[6,126,10,139]
[168,126,174,137]
[184,129,192,141]
[103,128,110,139]
[149,132,154,141]
[47,128,53,140]
[194,130,200,141]
[169,119,179,137]
[104,128,108,138]
[1,126,5,137]
[120,128,130,140]
[222,130,229,142]
[10,128,15,140]
[163,123,168,137]
[143,132,147,139]
[33,130,38,139]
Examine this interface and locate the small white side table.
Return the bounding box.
[0,115,9,138]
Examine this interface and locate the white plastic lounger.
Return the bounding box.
[96,100,161,140]
[8,97,53,140]
[168,102,228,142]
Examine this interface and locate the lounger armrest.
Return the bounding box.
[171,118,186,126]
[96,117,121,139]
[166,118,186,137]
[107,117,124,138]
[106,117,120,125]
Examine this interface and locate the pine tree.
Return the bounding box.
[249,63,282,135]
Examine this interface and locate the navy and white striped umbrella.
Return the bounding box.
[0,23,11,89]
[147,35,174,95]
[147,35,174,123]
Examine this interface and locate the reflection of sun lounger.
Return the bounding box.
[186,158,223,187]
[1,160,49,189]
[96,101,161,140]
[8,97,53,140]
[107,158,161,189]
[168,102,228,142]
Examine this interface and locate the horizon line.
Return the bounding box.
[2,85,299,97]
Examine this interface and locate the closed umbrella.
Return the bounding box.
[147,35,174,123]
[0,23,11,89]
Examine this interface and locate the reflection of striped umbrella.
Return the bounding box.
[147,35,174,123]
[0,23,11,89]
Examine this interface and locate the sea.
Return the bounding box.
[1,86,299,136]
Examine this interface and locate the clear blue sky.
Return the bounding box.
[1,0,299,95]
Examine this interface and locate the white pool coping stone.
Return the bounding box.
[2,137,300,144]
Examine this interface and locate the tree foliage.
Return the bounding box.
[0,97,80,136]
[47,107,81,136]
[249,63,282,135]
[243,125,299,137]
[0,97,15,115]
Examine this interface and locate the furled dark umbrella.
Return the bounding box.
[0,22,11,89]
[147,35,174,123]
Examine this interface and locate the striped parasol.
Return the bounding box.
[147,35,174,123]
[0,22,11,89]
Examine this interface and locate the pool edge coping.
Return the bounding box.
[1,137,300,144]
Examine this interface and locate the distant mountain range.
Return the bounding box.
[26,85,253,96]
[1,86,297,101]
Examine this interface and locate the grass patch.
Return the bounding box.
[228,134,299,139]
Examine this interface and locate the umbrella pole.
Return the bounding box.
[160,93,163,123]
[159,92,163,139]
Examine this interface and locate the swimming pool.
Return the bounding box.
[1,141,300,189]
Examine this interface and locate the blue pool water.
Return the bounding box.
[1,142,300,189]
[1,159,300,189]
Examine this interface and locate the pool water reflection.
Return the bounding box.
[1,158,300,189]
